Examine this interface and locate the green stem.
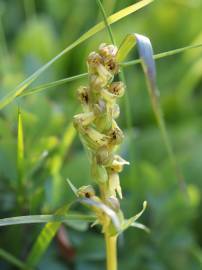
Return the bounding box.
[105,233,117,270]
[99,182,118,270]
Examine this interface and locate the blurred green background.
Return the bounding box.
[0,0,202,269]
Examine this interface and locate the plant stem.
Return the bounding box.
[99,183,118,270]
[105,233,117,270]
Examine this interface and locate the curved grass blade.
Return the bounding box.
[0,213,95,226]
[117,33,187,193]
[80,198,121,232]
[0,0,153,110]
[26,204,69,267]
[0,248,30,269]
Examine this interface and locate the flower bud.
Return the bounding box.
[80,126,109,150]
[73,112,95,129]
[108,155,129,173]
[104,57,119,75]
[108,172,122,199]
[108,82,125,97]
[93,101,113,132]
[99,43,118,58]
[112,104,120,119]
[96,147,113,165]
[90,72,111,90]
[91,161,108,183]
[87,52,103,72]
[98,43,119,75]
[77,185,95,198]
[77,86,90,110]
[108,122,124,146]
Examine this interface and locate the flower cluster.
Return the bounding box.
[72,44,146,235]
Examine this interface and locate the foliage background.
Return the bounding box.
[0,0,202,269]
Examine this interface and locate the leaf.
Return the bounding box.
[17,109,24,189]
[130,222,150,233]
[0,0,153,110]
[122,201,147,232]
[19,73,88,97]
[0,213,95,226]
[0,248,29,269]
[117,33,186,193]
[96,0,115,44]
[66,179,78,197]
[26,204,69,267]
[80,198,121,232]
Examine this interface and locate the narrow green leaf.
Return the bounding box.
[131,221,150,233]
[17,109,25,191]
[96,0,115,44]
[117,33,187,193]
[0,248,29,269]
[0,213,95,226]
[0,0,153,110]
[26,204,69,267]
[19,73,88,97]
[122,201,147,232]
[66,179,78,197]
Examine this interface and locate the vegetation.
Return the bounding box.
[0,0,202,269]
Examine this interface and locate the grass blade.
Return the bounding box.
[17,109,24,184]
[26,204,69,267]
[0,248,29,269]
[0,213,95,226]
[17,109,25,207]
[121,43,202,67]
[117,33,187,193]
[96,0,116,44]
[19,73,88,97]
[0,0,153,110]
